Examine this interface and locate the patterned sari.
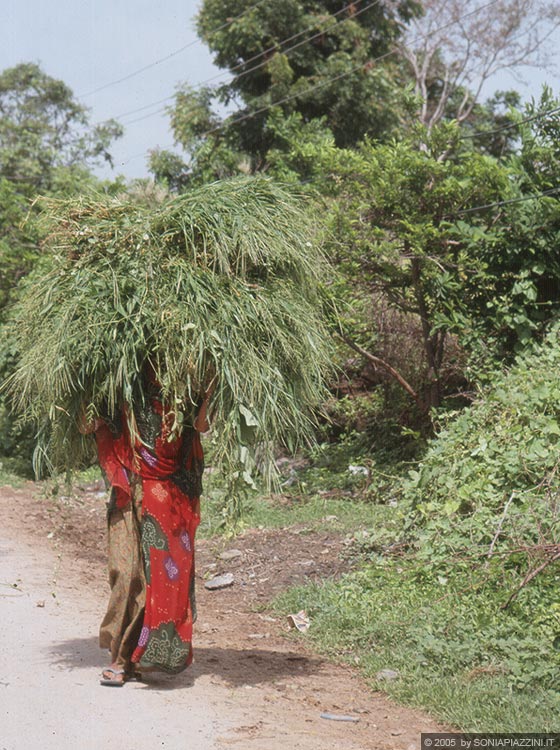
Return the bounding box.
[95,393,203,674]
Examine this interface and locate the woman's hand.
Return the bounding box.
[78,407,103,435]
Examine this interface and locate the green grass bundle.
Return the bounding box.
[4,177,334,495]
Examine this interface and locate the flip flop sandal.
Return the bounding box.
[100,668,127,687]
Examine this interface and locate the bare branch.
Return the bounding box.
[396,0,560,129]
[486,492,516,566]
[501,548,560,609]
[338,333,427,411]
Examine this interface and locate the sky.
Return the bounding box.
[2,0,222,180]
[2,0,559,183]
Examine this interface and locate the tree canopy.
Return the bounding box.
[151,0,421,184]
[0,62,122,195]
[0,62,123,315]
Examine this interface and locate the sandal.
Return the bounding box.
[100,667,127,687]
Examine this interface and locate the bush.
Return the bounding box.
[403,326,560,573]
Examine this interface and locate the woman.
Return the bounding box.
[82,374,210,686]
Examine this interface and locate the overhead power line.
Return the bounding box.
[182,0,505,145]
[78,0,267,98]
[299,174,560,233]
[301,173,560,217]
[120,0,508,166]
[112,0,383,127]
[118,79,560,139]
[116,0,559,148]
[299,167,560,219]
[451,186,560,216]
[461,104,560,142]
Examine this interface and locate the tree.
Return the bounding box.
[0,63,123,313]
[0,63,122,195]
[196,0,419,144]
[151,0,420,185]
[456,90,560,356]
[321,123,509,412]
[315,89,560,417]
[395,0,560,132]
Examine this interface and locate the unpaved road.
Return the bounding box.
[0,483,443,749]
[1,532,225,749]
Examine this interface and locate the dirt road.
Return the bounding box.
[0,483,443,750]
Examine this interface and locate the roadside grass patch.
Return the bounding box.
[0,458,27,487]
[198,478,389,539]
[198,437,404,538]
[272,334,560,731]
[274,560,560,731]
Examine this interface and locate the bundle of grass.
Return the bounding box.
[5,177,334,510]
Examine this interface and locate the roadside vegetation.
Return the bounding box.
[2,0,560,733]
[273,334,560,731]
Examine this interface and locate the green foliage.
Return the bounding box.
[461,90,524,158]
[0,177,41,314]
[4,177,334,495]
[0,319,38,471]
[341,330,560,719]
[403,328,560,566]
[458,91,560,359]
[264,109,339,182]
[0,458,28,485]
[275,561,560,730]
[0,62,122,196]
[148,149,192,192]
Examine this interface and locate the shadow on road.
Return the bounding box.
[46,638,323,690]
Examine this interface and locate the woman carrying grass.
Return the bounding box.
[81,370,211,686]
[5,177,333,688]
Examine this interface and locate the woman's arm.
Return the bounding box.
[193,381,215,433]
[193,394,210,433]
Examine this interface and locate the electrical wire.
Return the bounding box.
[300,170,560,216]
[121,0,525,166]
[460,104,560,142]
[302,171,560,218]
[112,0,383,126]
[451,186,560,216]
[78,0,268,98]
[118,79,560,136]
[183,0,504,145]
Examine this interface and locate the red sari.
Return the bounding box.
[96,399,203,673]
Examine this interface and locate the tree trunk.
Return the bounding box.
[409,254,442,409]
